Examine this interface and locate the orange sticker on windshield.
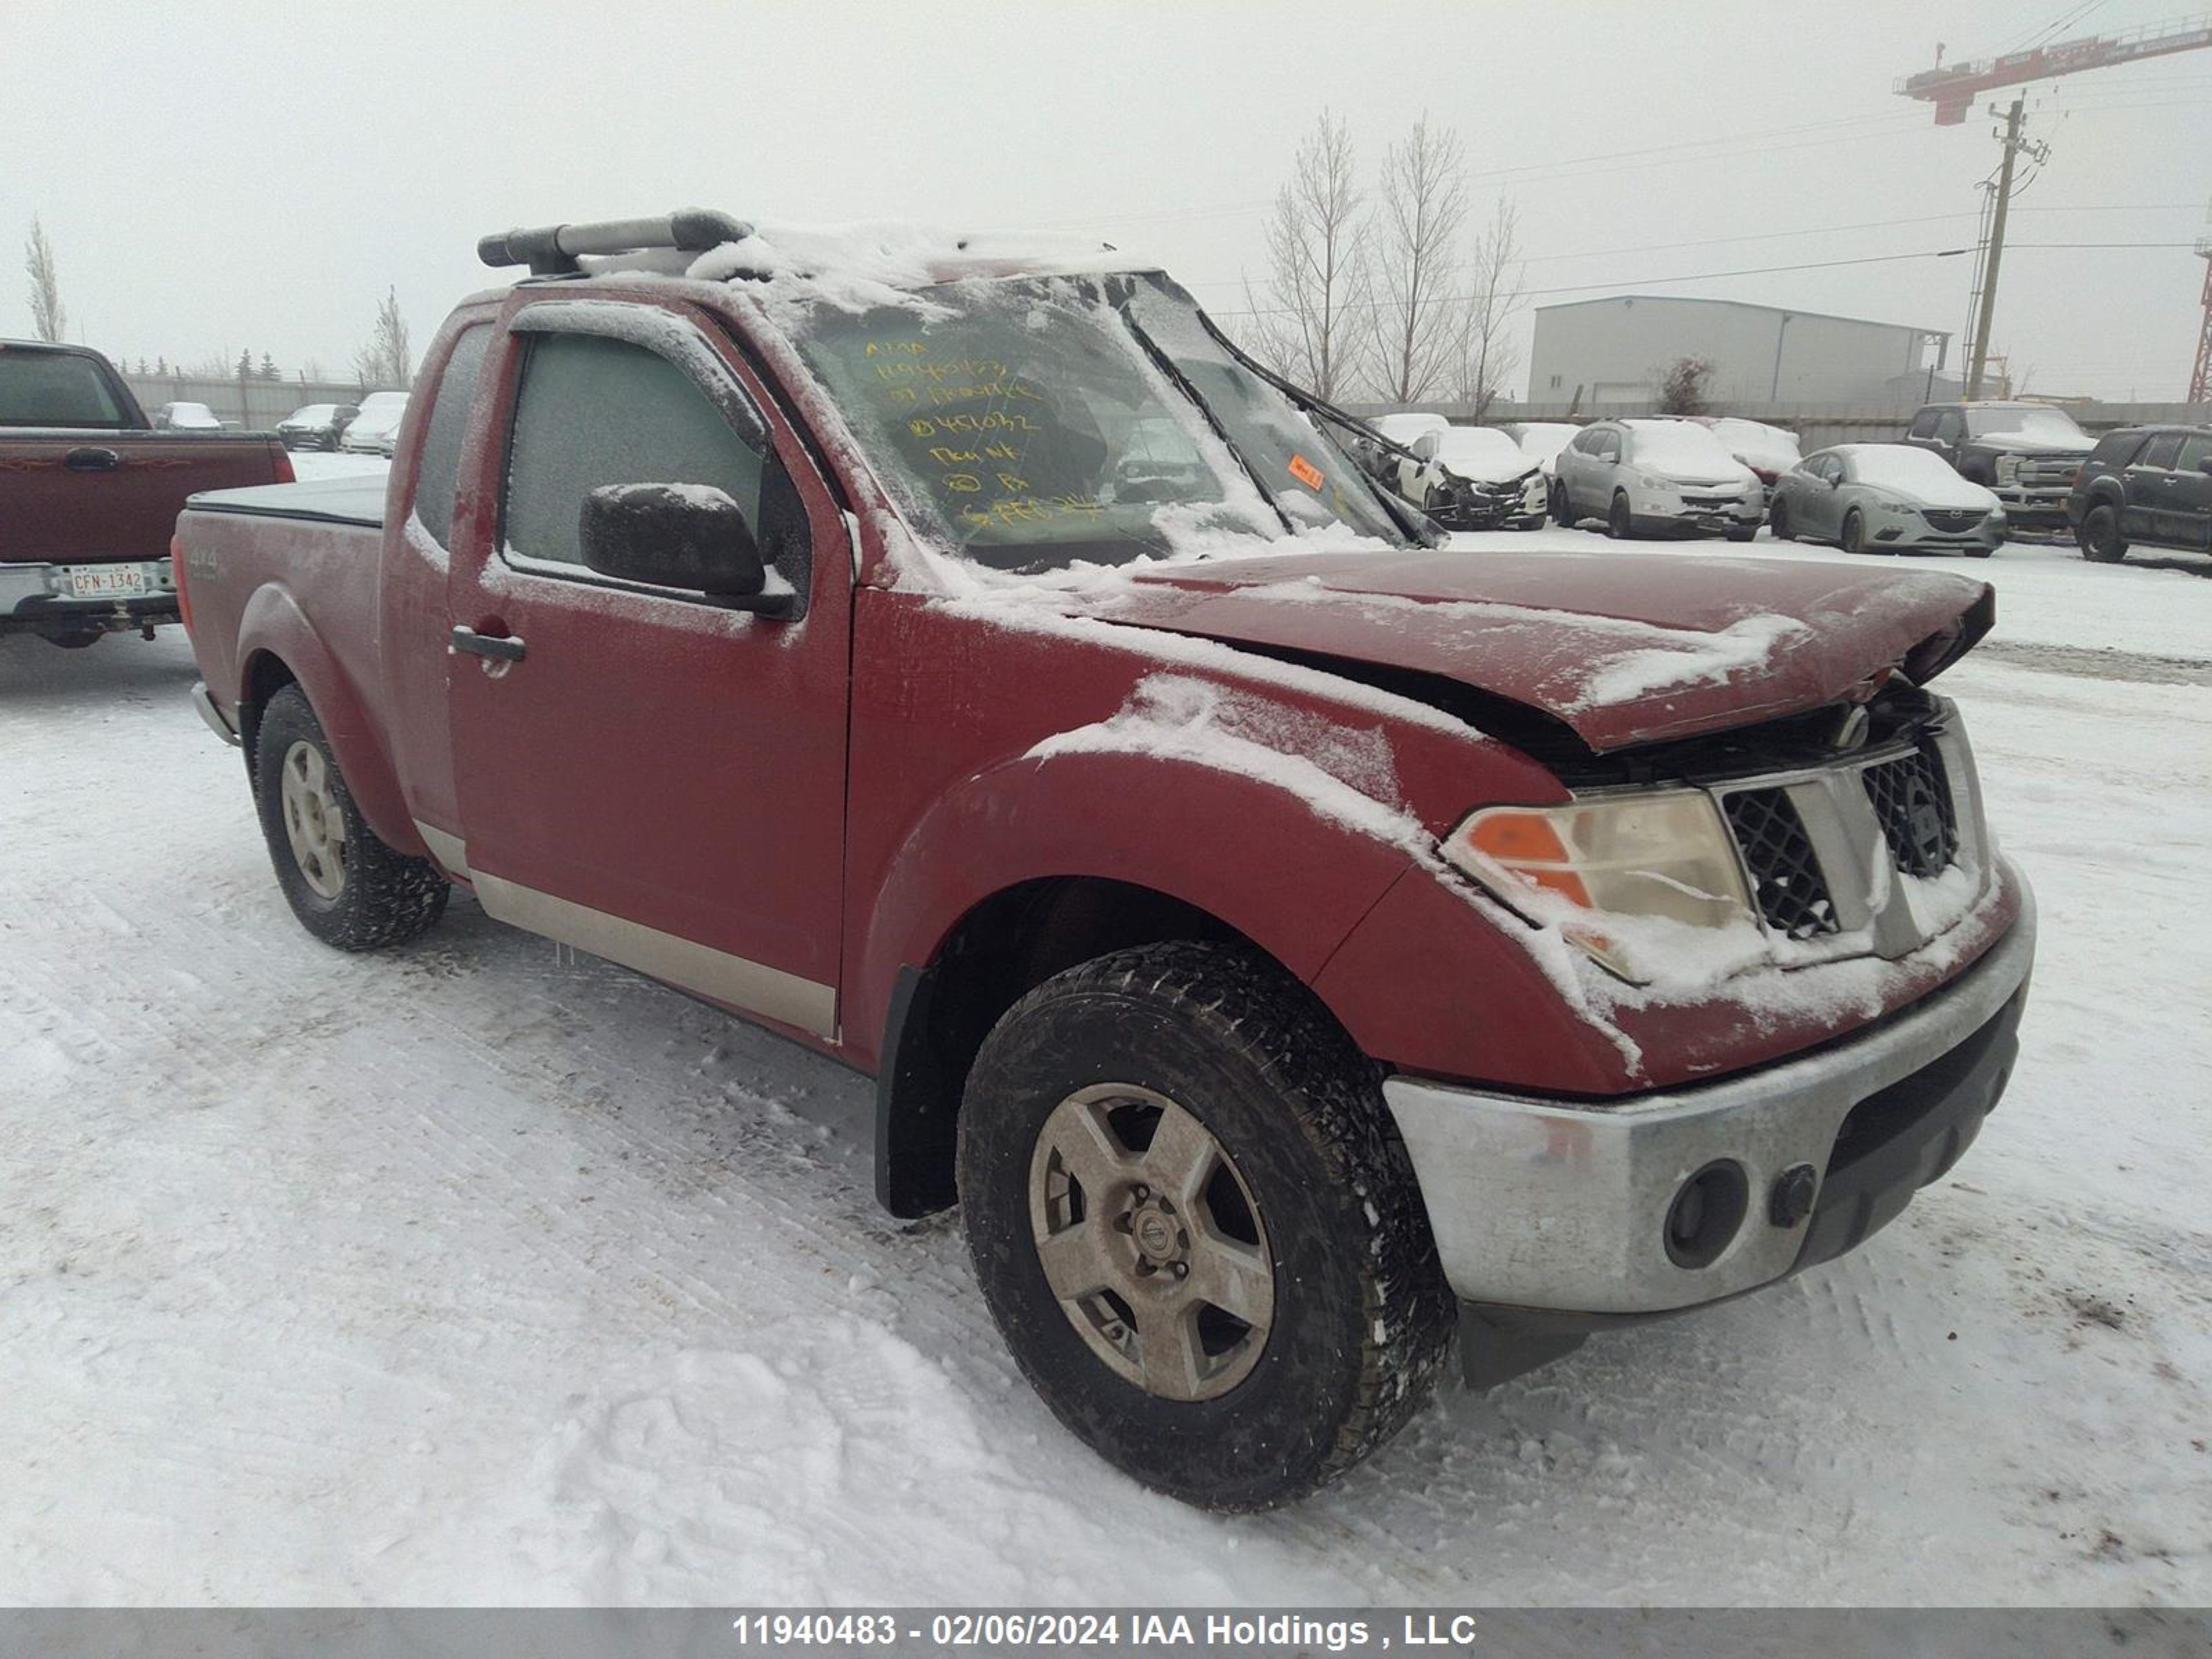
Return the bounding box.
[1288,453,1324,490]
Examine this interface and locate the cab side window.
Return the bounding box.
[2139,432,2184,471]
[1908,409,1940,441]
[1933,411,1964,447]
[503,332,766,570]
[2177,433,2212,474]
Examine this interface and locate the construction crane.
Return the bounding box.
[1897,12,2212,398]
[1897,12,2212,124]
[2192,221,2212,402]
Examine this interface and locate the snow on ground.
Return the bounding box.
[1,524,2208,1606]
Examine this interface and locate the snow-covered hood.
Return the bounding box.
[1865,473,2001,512]
[1063,549,1993,752]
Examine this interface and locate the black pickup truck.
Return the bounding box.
[1902,400,2094,534]
[1,339,293,648]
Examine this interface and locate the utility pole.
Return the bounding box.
[1965,96,2025,400]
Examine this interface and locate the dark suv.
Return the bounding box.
[1903,401,2094,533]
[2067,425,2212,562]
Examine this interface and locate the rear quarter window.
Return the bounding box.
[413,324,491,545]
[2090,432,2144,467]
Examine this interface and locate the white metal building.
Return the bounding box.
[1528,295,1955,408]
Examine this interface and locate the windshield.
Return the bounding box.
[1841,445,1978,492]
[1966,406,2086,444]
[787,272,1407,571]
[0,348,128,428]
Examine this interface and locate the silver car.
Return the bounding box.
[1768,443,2005,557]
[1552,418,1763,541]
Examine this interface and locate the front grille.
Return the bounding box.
[2014,456,2080,489]
[1723,787,1839,938]
[1921,509,1981,532]
[1862,749,1958,878]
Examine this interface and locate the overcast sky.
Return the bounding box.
[7,0,2207,400]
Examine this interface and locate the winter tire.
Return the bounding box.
[1512,513,1544,532]
[957,941,1455,1510]
[1725,526,1758,543]
[44,630,104,650]
[1550,479,1573,527]
[1768,499,1792,542]
[1842,508,1868,556]
[2079,504,2128,563]
[253,683,449,951]
[1607,491,1634,539]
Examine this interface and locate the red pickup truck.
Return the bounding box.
[175,212,2034,1509]
[1,339,292,647]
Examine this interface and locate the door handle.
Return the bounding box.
[64,447,121,471]
[450,625,526,662]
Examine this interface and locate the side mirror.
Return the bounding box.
[579,483,794,617]
[2200,457,2212,476]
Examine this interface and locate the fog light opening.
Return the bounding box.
[1665,1160,1750,1269]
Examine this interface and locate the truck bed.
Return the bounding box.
[187,474,388,528]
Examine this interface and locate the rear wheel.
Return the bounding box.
[254,684,449,951]
[1607,491,1635,539]
[957,941,1454,1510]
[2079,503,2128,563]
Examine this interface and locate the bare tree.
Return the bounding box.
[353,287,413,389]
[1242,112,1371,400]
[1369,115,1469,404]
[24,216,66,342]
[1657,355,1715,415]
[1454,198,1526,415]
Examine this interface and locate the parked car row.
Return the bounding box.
[1358,398,2209,566]
[148,394,413,456]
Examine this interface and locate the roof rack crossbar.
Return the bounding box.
[476,209,753,275]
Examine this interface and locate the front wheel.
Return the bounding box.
[1841,508,1868,556]
[1549,479,1575,527]
[254,684,450,950]
[1512,512,1545,532]
[2078,503,2128,563]
[1768,498,1793,542]
[957,942,1454,1510]
[1725,525,1758,543]
[1607,491,1635,539]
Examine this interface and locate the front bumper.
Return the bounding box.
[1381,864,2034,1316]
[1631,487,1763,534]
[0,559,180,637]
[1991,486,2070,529]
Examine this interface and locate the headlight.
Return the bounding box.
[1441,791,1752,979]
[1636,473,1678,492]
[1994,453,2020,482]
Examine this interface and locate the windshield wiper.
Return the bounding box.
[1116,305,1299,538]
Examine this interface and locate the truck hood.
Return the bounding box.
[1060,547,1994,752]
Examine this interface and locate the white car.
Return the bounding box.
[339,391,409,455]
[151,400,223,431]
[1508,421,1580,476]
[1681,415,1803,489]
[1394,424,1548,531]
[1553,418,1763,541]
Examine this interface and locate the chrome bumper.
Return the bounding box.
[1382,863,2035,1315]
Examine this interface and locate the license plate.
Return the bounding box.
[66,565,147,599]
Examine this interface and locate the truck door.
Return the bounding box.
[443,299,852,1042]
[2125,431,2182,541]
[2157,432,2212,550]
